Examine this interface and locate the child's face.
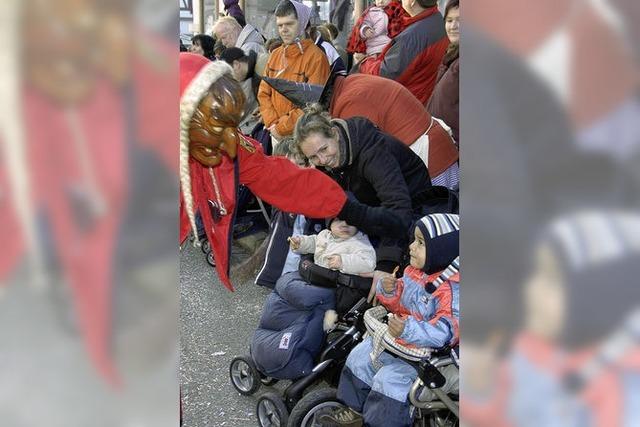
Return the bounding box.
[375,0,391,7]
[409,227,427,270]
[523,244,566,341]
[330,219,357,239]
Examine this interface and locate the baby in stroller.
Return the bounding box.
[290,217,376,330]
[249,216,376,381]
[319,213,460,427]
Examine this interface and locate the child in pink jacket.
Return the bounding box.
[347,0,407,62]
[360,0,393,56]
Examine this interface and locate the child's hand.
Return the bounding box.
[363,27,375,39]
[381,275,396,293]
[388,315,406,338]
[326,254,342,270]
[288,236,301,251]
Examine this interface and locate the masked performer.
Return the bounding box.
[179,53,386,290]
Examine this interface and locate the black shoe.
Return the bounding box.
[316,406,363,427]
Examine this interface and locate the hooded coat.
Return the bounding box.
[325,117,433,271]
[236,24,266,55]
[359,6,449,104]
[257,39,330,137]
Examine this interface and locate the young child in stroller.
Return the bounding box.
[319,213,460,427]
[290,217,376,330]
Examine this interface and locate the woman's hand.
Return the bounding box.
[363,27,375,39]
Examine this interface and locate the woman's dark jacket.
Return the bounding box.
[333,117,433,271]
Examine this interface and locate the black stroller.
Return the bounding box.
[229,259,372,427]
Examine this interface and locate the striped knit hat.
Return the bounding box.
[415,213,460,274]
[542,211,640,348]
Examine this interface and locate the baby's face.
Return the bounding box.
[375,0,391,7]
[330,219,358,239]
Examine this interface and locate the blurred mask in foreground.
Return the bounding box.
[23,0,99,104]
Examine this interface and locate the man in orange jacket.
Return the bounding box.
[256,0,330,143]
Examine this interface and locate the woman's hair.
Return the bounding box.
[275,0,297,18]
[307,25,332,44]
[324,23,339,41]
[294,103,335,149]
[191,34,216,60]
[444,0,459,19]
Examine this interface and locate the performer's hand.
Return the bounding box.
[388,315,406,338]
[326,255,342,270]
[353,53,366,64]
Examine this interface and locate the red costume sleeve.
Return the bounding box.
[238,141,347,219]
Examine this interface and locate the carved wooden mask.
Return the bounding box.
[188,74,246,167]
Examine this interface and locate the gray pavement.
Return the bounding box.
[180,241,278,427]
[0,259,179,427]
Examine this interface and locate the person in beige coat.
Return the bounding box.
[289,219,376,275]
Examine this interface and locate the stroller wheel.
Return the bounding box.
[229,356,261,396]
[200,239,211,254]
[287,388,344,427]
[206,251,216,267]
[257,392,289,427]
[261,377,279,386]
